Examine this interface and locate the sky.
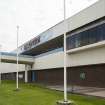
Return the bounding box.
[0,0,98,52]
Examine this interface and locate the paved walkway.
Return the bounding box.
[47,85,105,98]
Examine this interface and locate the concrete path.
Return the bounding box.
[47,85,105,98]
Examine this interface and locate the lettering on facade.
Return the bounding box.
[24,36,40,51]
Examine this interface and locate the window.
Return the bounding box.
[79,31,89,46]
[100,24,105,40]
[88,27,98,44]
[67,35,76,49]
[67,23,105,50]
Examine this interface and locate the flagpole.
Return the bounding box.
[63,0,73,104]
[0,45,2,84]
[63,0,67,102]
[16,25,19,90]
[57,0,74,105]
[57,0,73,104]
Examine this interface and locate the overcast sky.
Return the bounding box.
[0,0,98,52]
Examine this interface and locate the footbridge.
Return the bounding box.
[0,52,34,65]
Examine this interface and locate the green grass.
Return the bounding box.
[0,81,105,105]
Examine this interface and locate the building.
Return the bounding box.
[1,0,105,87]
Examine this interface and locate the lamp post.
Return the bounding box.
[57,0,73,105]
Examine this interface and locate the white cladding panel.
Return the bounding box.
[0,63,25,73]
[33,46,105,70]
[67,46,105,67]
[38,0,105,40]
[33,51,64,70]
[67,0,105,32]
[50,0,105,38]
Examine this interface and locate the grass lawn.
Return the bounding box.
[0,81,105,105]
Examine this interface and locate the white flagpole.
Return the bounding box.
[63,0,67,102]
[0,45,2,84]
[16,25,19,89]
[57,0,72,104]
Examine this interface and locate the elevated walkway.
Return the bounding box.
[0,52,34,64]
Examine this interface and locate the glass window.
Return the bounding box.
[75,33,81,48]
[80,30,89,46]
[101,24,105,40]
[69,35,76,49]
[66,23,105,50]
[88,27,97,44]
[66,37,70,50]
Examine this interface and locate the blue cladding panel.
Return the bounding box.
[32,71,36,81]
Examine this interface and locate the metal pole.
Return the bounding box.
[57,1,73,104]
[0,45,1,84]
[16,26,19,89]
[63,0,67,102]
[0,73,1,84]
